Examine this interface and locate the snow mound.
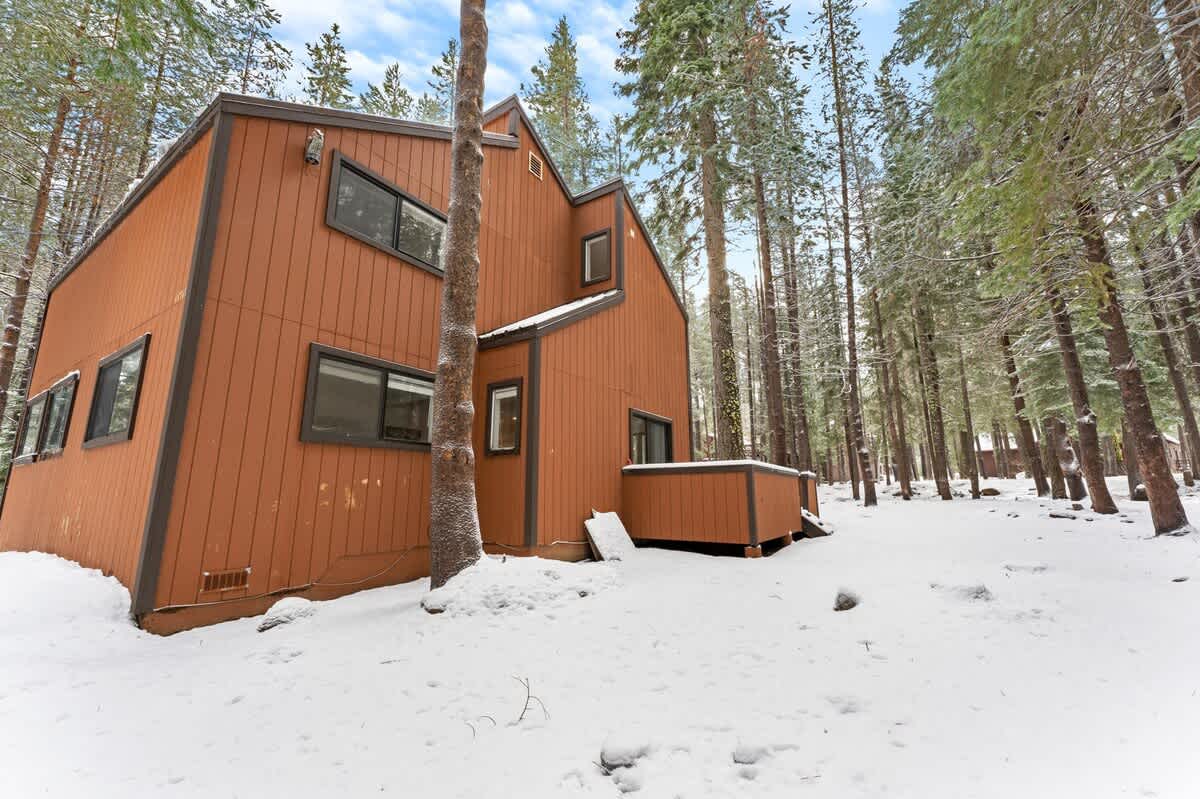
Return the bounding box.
[0,552,131,635]
[257,597,316,632]
[421,556,618,616]
[932,582,994,602]
[732,743,770,764]
[601,737,652,770]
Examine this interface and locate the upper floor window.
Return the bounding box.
[301,343,434,450]
[486,381,522,454]
[14,372,81,465]
[84,334,149,449]
[328,153,446,273]
[630,409,672,465]
[582,229,611,286]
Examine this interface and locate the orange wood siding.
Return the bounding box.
[0,130,212,587]
[533,196,691,545]
[753,470,803,543]
[474,341,529,548]
[622,471,751,545]
[568,194,617,300]
[153,116,447,610]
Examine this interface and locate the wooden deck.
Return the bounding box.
[621,460,818,555]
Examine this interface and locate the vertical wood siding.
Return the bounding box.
[752,470,803,543]
[621,471,751,545]
[533,196,691,545]
[0,131,212,587]
[474,341,529,549]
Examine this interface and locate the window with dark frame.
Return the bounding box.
[40,374,78,455]
[301,344,434,449]
[630,410,672,465]
[486,381,522,454]
[329,153,447,271]
[582,230,611,285]
[84,334,149,448]
[14,394,47,462]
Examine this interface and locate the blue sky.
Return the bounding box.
[268,0,907,279]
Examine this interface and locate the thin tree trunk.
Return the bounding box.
[956,338,980,498]
[752,173,786,465]
[914,304,952,499]
[1050,417,1088,502]
[873,292,910,498]
[1122,418,1143,499]
[697,109,743,459]
[428,0,489,589]
[1001,331,1050,495]
[136,44,169,179]
[825,0,874,506]
[1042,417,1068,499]
[1075,197,1191,534]
[1041,268,1117,513]
[781,227,813,471]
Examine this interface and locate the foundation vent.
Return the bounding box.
[200,567,251,593]
[528,151,543,180]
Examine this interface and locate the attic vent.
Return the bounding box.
[200,567,250,593]
[528,151,544,180]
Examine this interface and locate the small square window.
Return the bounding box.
[40,375,78,455]
[84,335,149,449]
[487,382,522,454]
[582,230,611,285]
[630,410,672,465]
[15,394,47,462]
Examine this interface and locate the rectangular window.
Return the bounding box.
[84,334,149,448]
[582,230,611,285]
[328,154,446,272]
[40,374,78,455]
[301,343,435,450]
[15,394,47,462]
[486,381,522,454]
[630,410,672,465]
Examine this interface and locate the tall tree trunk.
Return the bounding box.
[428,0,489,589]
[1050,417,1088,502]
[136,44,169,179]
[753,173,787,464]
[1000,331,1050,495]
[956,338,980,498]
[1075,197,1191,534]
[1131,223,1200,473]
[1041,417,1068,499]
[825,0,875,506]
[697,109,743,459]
[914,305,952,499]
[1122,419,1143,499]
[781,226,813,470]
[872,292,910,498]
[1041,268,1118,513]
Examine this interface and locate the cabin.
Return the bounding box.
[0,94,811,633]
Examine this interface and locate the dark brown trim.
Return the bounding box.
[573,178,623,206]
[478,290,625,350]
[81,332,151,450]
[746,469,759,547]
[132,112,234,618]
[523,339,541,549]
[220,94,518,149]
[299,342,436,450]
[36,371,80,460]
[48,107,220,295]
[325,151,446,277]
[615,192,626,290]
[11,391,49,466]
[580,228,612,287]
[484,378,523,455]
[628,408,674,465]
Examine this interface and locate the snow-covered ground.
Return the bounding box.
[2,477,1199,797]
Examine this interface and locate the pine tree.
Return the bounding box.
[303,23,354,109]
[428,39,459,124]
[360,63,414,118]
[218,0,292,98]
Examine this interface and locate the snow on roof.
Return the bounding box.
[1164,433,1180,445]
[622,459,800,478]
[479,290,621,341]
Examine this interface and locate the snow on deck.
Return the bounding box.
[1,477,1198,796]
[622,458,801,477]
[478,289,621,340]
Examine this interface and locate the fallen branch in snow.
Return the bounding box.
[513,676,549,723]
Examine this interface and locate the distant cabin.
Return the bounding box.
[0,94,694,632]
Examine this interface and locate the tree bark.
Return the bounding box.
[697,110,744,459]
[872,292,910,498]
[1000,331,1050,495]
[752,173,787,465]
[428,0,489,589]
[914,305,952,499]
[1041,417,1068,499]
[1122,419,1143,499]
[781,226,813,470]
[1075,197,1191,534]
[1041,268,1117,513]
[956,339,980,498]
[1050,417,1088,502]
[825,0,875,506]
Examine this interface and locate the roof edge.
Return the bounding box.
[479,289,625,349]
